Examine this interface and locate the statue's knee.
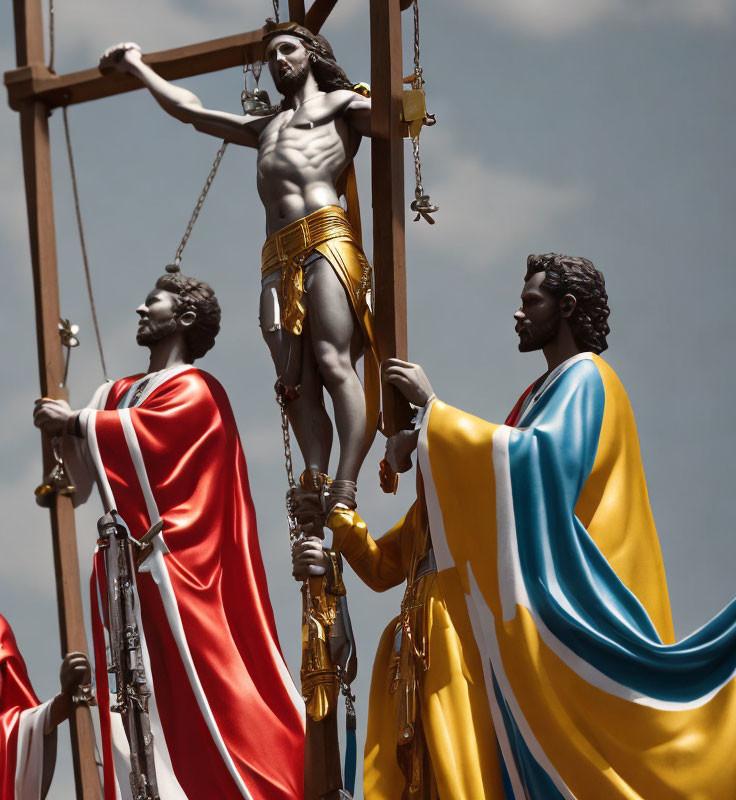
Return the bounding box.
[317,350,352,389]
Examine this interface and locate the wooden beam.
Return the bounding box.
[305,0,339,33]
[289,0,306,25]
[370,0,412,435]
[6,28,266,111]
[12,0,102,797]
[5,1,339,112]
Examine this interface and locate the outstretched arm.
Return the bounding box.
[292,508,409,592]
[99,43,273,148]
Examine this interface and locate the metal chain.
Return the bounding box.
[408,0,438,224]
[412,0,421,83]
[411,136,424,201]
[48,0,55,72]
[276,392,299,543]
[172,141,228,268]
[276,392,314,642]
[62,107,109,379]
[277,394,297,491]
[272,0,280,23]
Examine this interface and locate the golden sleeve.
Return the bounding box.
[327,505,413,592]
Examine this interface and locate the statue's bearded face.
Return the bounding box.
[266,35,311,96]
[514,271,561,353]
[136,288,179,347]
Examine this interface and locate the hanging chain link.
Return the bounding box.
[62,107,108,380]
[276,392,314,635]
[272,0,280,23]
[172,141,228,268]
[407,0,438,225]
[412,0,422,83]
[277,394,297,496]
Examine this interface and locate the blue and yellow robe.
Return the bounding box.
[416,351,736,798]
[333,352,736,798]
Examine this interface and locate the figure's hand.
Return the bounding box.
[99,42,142,73]
[292,536,329,579]
[287,487,324,534]
[383,358,434,407]
[33,398,76,436]
[60,652,91,699]
[385,429,420,474]
[46,652,92,732]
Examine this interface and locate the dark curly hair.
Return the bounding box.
[155,267,221,362]
[526,253,611,354]
[263,21,354,94]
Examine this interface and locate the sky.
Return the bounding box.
[2,0,736,797]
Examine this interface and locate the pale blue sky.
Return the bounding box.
[2,1,736,796]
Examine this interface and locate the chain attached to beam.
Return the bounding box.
[242,60,275,115]
[402,0,438,225]
[169,141,228,271]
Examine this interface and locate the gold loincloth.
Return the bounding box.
[261,204,380,448]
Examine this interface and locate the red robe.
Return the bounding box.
[0,615,53,800]
[68,365,304,800]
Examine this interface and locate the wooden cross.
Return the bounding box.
[5,0,411,797]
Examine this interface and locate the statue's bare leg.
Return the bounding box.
[260,284,333,475]
[305,258,366,483]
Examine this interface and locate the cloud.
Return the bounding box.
[407,141,586,271]
[456,0,736,39]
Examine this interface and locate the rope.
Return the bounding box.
[48,0,55,72]
[62,107,109,380]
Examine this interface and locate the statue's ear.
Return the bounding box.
[559,293,576,319]
[178,310,197,328]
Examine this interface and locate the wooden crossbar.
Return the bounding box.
[4,1,334,111]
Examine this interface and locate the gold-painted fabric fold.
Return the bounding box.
[261,204,380,449]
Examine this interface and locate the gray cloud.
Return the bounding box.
[457,0,736,38]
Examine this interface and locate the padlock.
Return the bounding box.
[401,88,428,140]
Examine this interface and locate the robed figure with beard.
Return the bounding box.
[34,269,305,800]
[295,253,736,799]
[101,22,379,510]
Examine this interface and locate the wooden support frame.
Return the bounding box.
[11,1,103,797]
[371,0,413,434]
[6,0,411,796]
[5,0,332,112]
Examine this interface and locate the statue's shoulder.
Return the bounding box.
[188,368,228,400]
[327,88,362,110]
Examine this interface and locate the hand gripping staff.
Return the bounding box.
[97,511,160,800]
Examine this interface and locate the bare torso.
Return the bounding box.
[257,90,361,235]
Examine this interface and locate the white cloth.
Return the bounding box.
[15,701,53,800]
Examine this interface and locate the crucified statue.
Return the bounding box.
[101,22,379,508]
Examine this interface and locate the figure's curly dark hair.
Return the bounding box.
[155,267,221,362]
[526,253,611,354]
[263,21,354,93]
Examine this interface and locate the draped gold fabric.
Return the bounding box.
[328,501,505,799]
[261,203,380,448]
